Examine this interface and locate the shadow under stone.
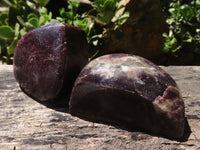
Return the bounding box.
[177,118,191,142]
[20,86,69,113]
[20,86,191,141]
[122,117,191,142]
[69,113,191,142]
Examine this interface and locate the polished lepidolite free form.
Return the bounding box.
[69,54,185,138]
[14,23,88,101]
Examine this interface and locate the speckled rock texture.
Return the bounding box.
[69,54,185,138]
[14,23,88,102]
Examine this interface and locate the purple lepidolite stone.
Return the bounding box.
[69,54,185,138]
[14,23,88,101]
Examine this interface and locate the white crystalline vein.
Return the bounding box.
[89,60,157,82]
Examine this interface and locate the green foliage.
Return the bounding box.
[0,0,129,64]
[37,0,50,7]
[89,0,129,28]
[91,0,118,24]
[0,25,14,40]
[1,0,200,65]
[57,0,79,24]
[58,0,129,59]
[0,0,57,64]
[161,0,200,64]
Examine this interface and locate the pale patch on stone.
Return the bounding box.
[153,86,183,113]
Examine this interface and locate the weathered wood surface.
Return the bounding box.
[0,65,200,150]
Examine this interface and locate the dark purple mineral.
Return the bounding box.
[69,54,185,138]
[14,23,88,101]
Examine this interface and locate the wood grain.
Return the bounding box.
[0,65,200,150]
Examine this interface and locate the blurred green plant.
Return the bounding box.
[161,0,200,64]
[90,0,126,25]
[57,0,129,59]
[0,0,58,64]
[1,0,200,65]
[0,0,129,64]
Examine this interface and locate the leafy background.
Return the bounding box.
[161,0,200,65]
[0,0,200,65]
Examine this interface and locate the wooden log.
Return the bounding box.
[0,65,200,150]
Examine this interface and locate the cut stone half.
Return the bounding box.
[14,23,88,101]
[69,54,185,138]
